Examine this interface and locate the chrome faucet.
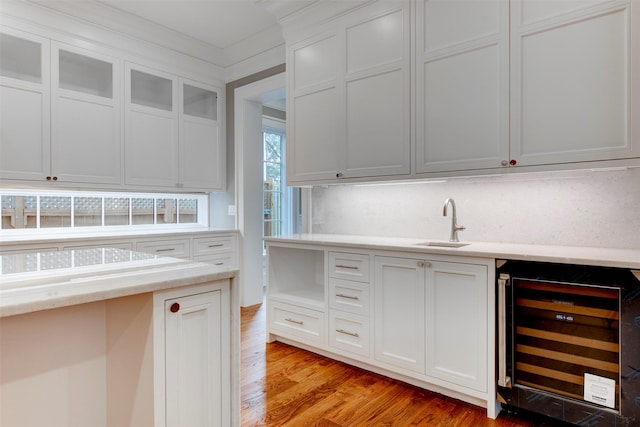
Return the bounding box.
[443,198,465,242]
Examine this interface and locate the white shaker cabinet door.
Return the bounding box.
[343,3,411,179]
[374,256,426,375]
[287,33,341,183]
[125,63,180,189]
[425,261,488,393]
[51,43,121,185]
[180,79,224,191]
[163,287,230,427]
[510,0,639,166]
[0,28,50,182]
[415,0,509,173]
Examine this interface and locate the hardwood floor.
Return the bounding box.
[240,302,565,427]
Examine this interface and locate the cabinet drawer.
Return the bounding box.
[136,239,190,258]
[192,236,234,257]
[269,300,325,346]
[193,254,234,267]
[329,310,370,357]
[329,278,370,316]
[329,252,370,282]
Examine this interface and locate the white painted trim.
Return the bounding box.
[234,73,286,307]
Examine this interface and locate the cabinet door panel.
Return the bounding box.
[346,8,404,74]
[292,35,338,90]
[0,85,48,180]
[181,119,223,190]
[512,3,635,164]
[426,262,487,392]
[165,290,224,427]
[126,110,179,187]
[417,44,503,171]
[289,87,340,181]
[422,0,500,51]
[53,96,119,183]
[374,256,426,374]
[416,0,508,174]
[345,68,409,177]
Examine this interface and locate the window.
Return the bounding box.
[0,189,208,233]
[263,119,300,238]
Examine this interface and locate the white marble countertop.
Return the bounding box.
[264,234,640,269]
[0,248,238,317]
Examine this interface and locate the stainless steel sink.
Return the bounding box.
[414,241,469,248]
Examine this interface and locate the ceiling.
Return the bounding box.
[96,0,280,50]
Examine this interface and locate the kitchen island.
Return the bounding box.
[0,248,239,427]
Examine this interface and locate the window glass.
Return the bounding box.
[156,198,177,224]
[0,33,41,83]
[105,197,130,226]
[131,69,172,111]
[178,198,198,224]
[0,191,207,231]
[74,197,102,227]
[40,196,71,228]
[132,198,154,225]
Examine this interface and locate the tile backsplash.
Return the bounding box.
[311,167,640,249]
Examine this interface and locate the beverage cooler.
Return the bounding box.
[496,260,640,426]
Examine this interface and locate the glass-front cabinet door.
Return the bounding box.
[124,63,180,189]
[0,28,50,182]
[51,42,121,184]
[180,79,223,191]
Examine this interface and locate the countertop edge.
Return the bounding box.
[0,264,239,318]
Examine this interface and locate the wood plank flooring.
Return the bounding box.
[241,302,567,427]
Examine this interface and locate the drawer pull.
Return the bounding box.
[336,293,359,300]
[336,328,359,338]
[208,244,224,248]
[285,317,304,325]
[214,262,224,266]
[336,264,359,270]
[156,248,175,252]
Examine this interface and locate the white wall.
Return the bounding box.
[311,168,640,249]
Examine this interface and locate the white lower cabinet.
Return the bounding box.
[374,256,426,374]
[426,261,488,392]
[155,282,231,427]
[266,241,495,416]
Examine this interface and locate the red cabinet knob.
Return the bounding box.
[509,159,517,166]
[170,303,180,313]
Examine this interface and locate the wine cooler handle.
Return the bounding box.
[498,273,512,388]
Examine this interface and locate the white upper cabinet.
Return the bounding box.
[180,80,224,190]
[288,32,341,183]
[0,30,121,186]
[510,0,639,166]
[415,0,509,173]
[51,42,121,184]
[0,28,50,182]
[0,19,225,192]
[125,64,180,189]
[284,0,639,183]
[287,1,411,184]
[125,64,224,192]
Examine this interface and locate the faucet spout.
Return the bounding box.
[443,198,466,242]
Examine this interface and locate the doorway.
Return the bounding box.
[235,73,309,307]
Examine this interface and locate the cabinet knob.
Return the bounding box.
[509,159,517,166]
[336,172,343,178]
[501,160,508,167]
[418,261,431,268]
[170,302,180,313]
[46,176,52,181]
[52,176,58,181]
